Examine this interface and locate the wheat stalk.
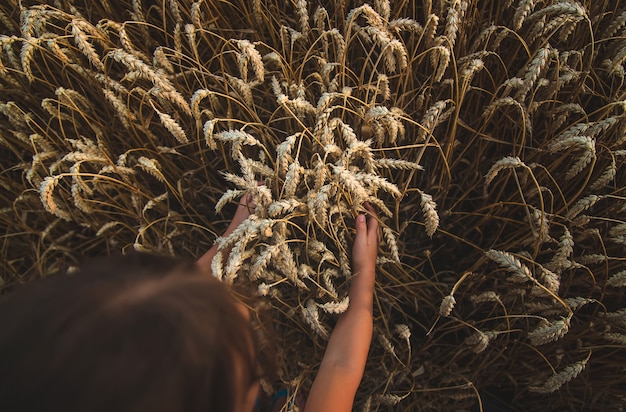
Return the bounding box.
[250,243,283,280]
[375,158,423,171]
[319,268,337,298]
[0,8,17,33]
[234,39,264,83]
[518,46,552,99]
[419,99,450,141]
[108,49,175,93]
[600,308,626,327]
[318,295,350,314]
[152,104,189,144]
[603,9,626,39]
[528,2,587,23]
[191,89,214,121]
[485,156,525,186]
[529,357,588,393]
[129,0,145,22]
[39,176,71,220]
[563,297,594,312]
[417,189,439,237]
[141,192,169,214]
[215,129,262,157]
[545,227,573,273]
[566,195,601,220]
[439,294,456,317]
[382,226,400,263]
[215,189,245,214]
[545,14,581,43]
[376,394,408,406]
[470,291,503,305]
[460,58,484,84]
[513,0,536,30]
[137,156,165,182]
[589,161,616,191]
[330,165,369,205]
[183,23,200,61]
[153,46,174,73]
[295,0,310,36]
[548,134,595,153]
[20,7,47,38]
[96,221,123,236]
[609,223,626,239]
[1,35,20,70]
[431,43,451,83]
[41,98,71,120]
[26,151,57,186]
[485,249,533,282]
[444,0,461,47]
[210,250,224,280]
[55,87,92,112]
[373,0,391,21]
[308,185,332,226]
[0,102,29,129]
[565,149,595,180]
[527,316,571,346]
[609,235,626,246]
[71,19,105,71]
[19,36,38,83]
[423,13,439,47]
[463,330,499,353]
[151,87,192,116]
[603,333,626,345]
[276,133,299,174]
[302,299,329,338]
[102,88,135,128]
[283,160,304,198]
[69,180,92,214]
[356,171,401,198]
[167,0,183,24]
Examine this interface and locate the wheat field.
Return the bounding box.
[1,0,625,410]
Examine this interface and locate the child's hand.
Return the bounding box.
[304,202,380,412]
[352,203,379,276]
[227,192,256,235]
[196,191,256,272]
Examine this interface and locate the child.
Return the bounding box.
[0,194,380,412]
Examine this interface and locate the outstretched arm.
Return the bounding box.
[304,203,379,412]
[196,193,254,272]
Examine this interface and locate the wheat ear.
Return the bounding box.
[439,294,456,317]
[529,357,588,393]
[302,299,329,338]
[566,195,601,220]
[485,156,525,186]
[485,249,532,282]
[39,176,71,220]
[71,19,105,70]
[417,189,439,237]
[527,316,571,346]
[513,0,536,30]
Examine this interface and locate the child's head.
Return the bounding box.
[0,252,261,412]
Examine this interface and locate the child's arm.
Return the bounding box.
[196,193,255,272]
[304,203,379,412]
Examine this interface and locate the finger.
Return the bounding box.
[363,202,379,219]
[239,192,251,206]
[363,203,379,237]
[239,193,256,212]
[355,214,367,238]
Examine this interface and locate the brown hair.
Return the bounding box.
[0,252,260,412]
